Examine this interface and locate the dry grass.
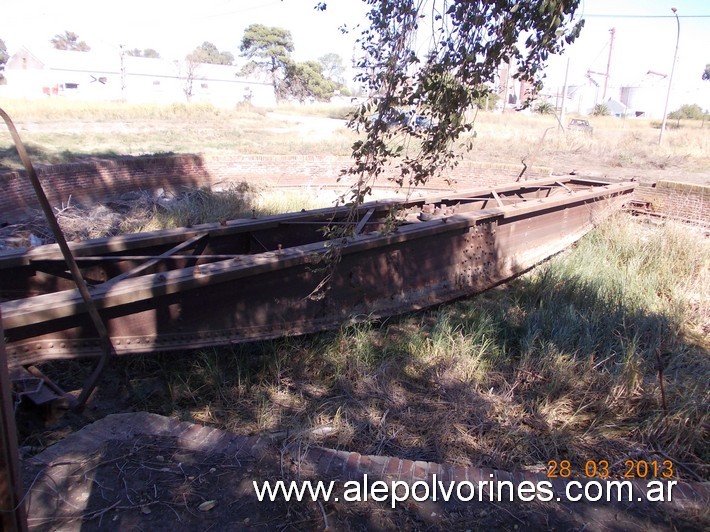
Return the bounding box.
[0,183,333,249]
[466,112,710,177]
[0,98,356,169]
[2,98,709,184]
[49,211,703,481]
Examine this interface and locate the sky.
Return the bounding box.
[3,0,709,109]
[544,0,710,109]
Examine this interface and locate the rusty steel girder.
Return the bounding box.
[0,178,636,369]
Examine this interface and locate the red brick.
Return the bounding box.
[345,452,362,480]
[327,450,350,477]
[550,477,567,498]
[495,469,514,484]
[425,463,443,485]
[452,466,468,483]
[412,460,429,483]
[364,455,389,477]
[399,459,415,482]
[467,467,491,483]
[177,425,210,447]
[310,448,336,477]
[522,470,539,483]
[384,457,402,479]
[357,454,372,475]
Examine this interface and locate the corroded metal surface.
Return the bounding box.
[0,310,29,531]
[0,178,635,368]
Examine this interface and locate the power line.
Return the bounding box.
[192,1,283,20]
[583,14,710,19]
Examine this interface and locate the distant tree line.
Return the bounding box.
[0,38,8,84]
[51,31,91,51]
[187,42,234,66]
[126,48,161,59]
[668,103,707,121]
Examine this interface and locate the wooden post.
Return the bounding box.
[0,308,28,531]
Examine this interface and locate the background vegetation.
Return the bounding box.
[1,98,708,182]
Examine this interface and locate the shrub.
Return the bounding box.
[668,103,706,120]
[591,103,610,116]
[534,101,554,115]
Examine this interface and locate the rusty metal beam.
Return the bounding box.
[354,208,376,235]
[0,179,636,368]
[0,309,28,532]
[491,190,505,208]
[555,181,574,194]
[102,232,207,286]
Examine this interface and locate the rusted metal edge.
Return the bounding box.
[102,232,207,286]
[0,309,29,531]
[0,176,621,267]
[0,181,635,331]
[3,189,634,368]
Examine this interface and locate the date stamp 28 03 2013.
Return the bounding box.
[547,459,675,480]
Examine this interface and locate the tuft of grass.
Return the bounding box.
[132,183,254,231]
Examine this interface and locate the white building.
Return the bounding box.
[3,46,276,107]
[619,72,668,119]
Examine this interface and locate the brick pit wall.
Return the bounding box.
[1,153,707,225]
[0,154,551,223]
[633,180,709,226]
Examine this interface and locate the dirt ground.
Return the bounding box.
[20,412,709,532]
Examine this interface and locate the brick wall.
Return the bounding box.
[2,153,706,226]
[633,180,709,226]
[1,154,211,223]
[0,154,551,223]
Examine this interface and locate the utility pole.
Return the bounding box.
[502,61,511,112]
[119,44,126,98]
[659,8,680,145]
[560,57,570,130]
[602,28,615,101]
